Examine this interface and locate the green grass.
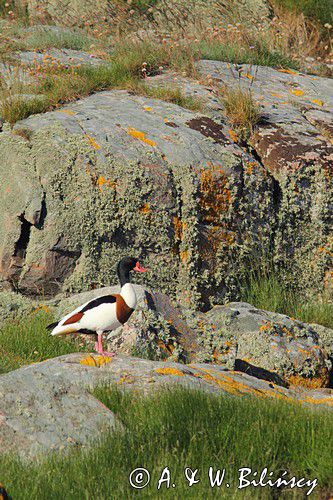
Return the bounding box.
[273,0,333,26]
[196,40,299,70]
[241,271,333,329]
[19,26,96,51]
[132,82,205,111]
[0,311,88,373]
[0,386,332,499]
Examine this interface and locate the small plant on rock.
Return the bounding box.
[220,85,261,141]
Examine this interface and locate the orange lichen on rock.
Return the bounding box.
[290,89,304,97]
[127,127,156,147]
[278,68,298,75]
[312,99,324,106]
[259,322,273,332]
[199,164,232,224]
[86,135,101,150]
[229,129,239,143]
[139,203,151,214]
[96,176,117,190]
[80,355,112,367]
[300,396,333,407]
[245,161,257,175]
[173,216,184,240]
[33,303,50,314]
[155,367,184,376]
[288,372,329,389]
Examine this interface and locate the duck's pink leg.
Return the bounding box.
[95,333,115,357]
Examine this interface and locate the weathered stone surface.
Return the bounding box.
[0,352,332,458]
[0,291,36,324]
[0,90,276,309]
[195,61,333,297]
[199,302,331,388]
[21,0,271,28]
[13,48,104,67]
[0,61,331,306]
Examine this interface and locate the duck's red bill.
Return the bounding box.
[134,261,147,273]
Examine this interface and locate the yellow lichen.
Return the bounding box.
[199,164,232,225]
[86,135,101,150]
[312,99,324,106]
[290,89,304,97]
[80,355,112,367]
[33,303,50,314]
[278,68,298,75]
[96,176,117,190]
[300,396,333,407]
[288,373,329,389]
[127,127,156,148]
[57,109,76,116]
[155,367,184,376]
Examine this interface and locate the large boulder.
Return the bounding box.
[199,302,332,388]
[0,352,332,458]
[0,62,331,309]
[0,89,277,309]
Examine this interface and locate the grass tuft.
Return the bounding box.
[220,86,261,141]
[241,269,333,329]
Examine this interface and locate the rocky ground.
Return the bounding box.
[0,352,332,458]
[0,0,332,465]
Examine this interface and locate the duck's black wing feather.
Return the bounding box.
[46,321,59,331]
[80,295,117,313]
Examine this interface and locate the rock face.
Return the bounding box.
[0,61,331,307]
[197,61,333,297]
[48,286,332,388]
[0,89,277,310]
[22,0,271,28]
[0,353,332,458]
[14,49,104,67]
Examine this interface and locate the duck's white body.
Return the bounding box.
[50,283,137,337]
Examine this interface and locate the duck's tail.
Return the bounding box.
[47,321,79,336]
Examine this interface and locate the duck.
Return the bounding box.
[47,256,147,357]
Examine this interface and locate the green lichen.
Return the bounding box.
[132,308,183,361]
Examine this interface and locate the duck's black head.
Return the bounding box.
[117,256,147,286]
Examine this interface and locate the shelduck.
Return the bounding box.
[47,256,147,357]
